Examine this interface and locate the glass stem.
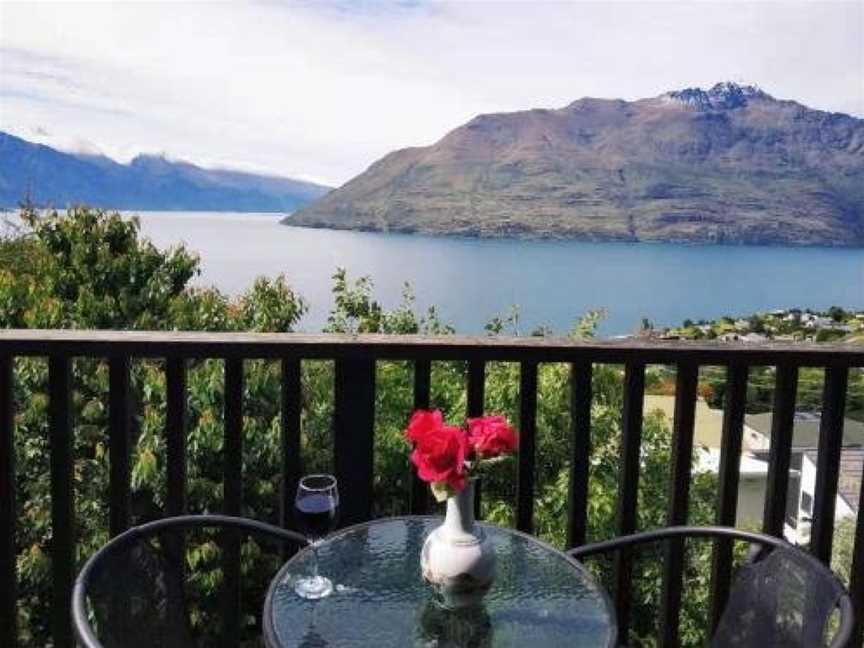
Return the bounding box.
[311,540,320,579]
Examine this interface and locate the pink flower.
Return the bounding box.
[410,425,469,491]
[405,409,444,444]
[467,415,518,458]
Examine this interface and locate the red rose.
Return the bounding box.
[467,415,518,458]
[405,409,444,444]
[410,425,469,491]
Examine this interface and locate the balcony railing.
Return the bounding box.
[1,330,863,647]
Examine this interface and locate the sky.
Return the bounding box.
[1,0,862,186]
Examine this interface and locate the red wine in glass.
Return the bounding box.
[294,474,339,599]
[295,493,339,539]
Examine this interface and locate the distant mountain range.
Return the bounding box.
[0,131,330,212]
[289,83,864,246]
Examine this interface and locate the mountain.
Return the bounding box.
[289,83,864,246]
[0,132,330,211]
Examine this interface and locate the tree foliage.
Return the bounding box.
[0,207,801,646]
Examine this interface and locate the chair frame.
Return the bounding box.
[71,514,309,648]
[567,525,854,648]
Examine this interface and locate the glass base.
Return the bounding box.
[295,575,333,600]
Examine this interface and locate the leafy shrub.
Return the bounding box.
[4,207,728,646]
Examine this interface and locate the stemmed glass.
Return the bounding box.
[294,474,340,599]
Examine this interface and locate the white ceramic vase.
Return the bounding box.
[420,480,497,608]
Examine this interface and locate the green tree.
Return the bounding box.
[4,206,199,329]
[827,306,847,323]
[2,207,738,646]
[748,314,765,333]
[831,517,856,586]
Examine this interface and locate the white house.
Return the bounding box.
[644,395,770,526]
[740,332,768,343]
[644,399,863,542]
[788,448,862,545]
[743,412,864,453]
[743,412,864,543]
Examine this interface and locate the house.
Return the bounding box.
[743,412,864,543]
[693,447,770,524]
[644,395,728,449]
[743,412,864,452]
[801,314,834,329]
[643,398,864,539]
[790,448,864,544]
[740,332,768,343]
[644,395,767,525]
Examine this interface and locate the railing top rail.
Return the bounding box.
[0,329,862,365]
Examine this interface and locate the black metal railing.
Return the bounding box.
[1,330,863,647]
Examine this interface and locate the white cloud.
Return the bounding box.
[1,0,862,186]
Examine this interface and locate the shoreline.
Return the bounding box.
[279,219,864,251]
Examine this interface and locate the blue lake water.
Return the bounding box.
[77,211,864,335]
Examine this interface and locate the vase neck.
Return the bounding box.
[442,481,476,540]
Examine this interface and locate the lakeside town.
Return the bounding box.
[656,307,864,344]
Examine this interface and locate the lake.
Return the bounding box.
[36,211,864,336]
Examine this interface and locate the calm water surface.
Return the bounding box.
[124,212,864,336]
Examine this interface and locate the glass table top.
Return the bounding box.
[264,516,616,647]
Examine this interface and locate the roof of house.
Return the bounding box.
[804,448,864,513]
[696,447,769,476]
[644,395,734,449]
[744,412,864,448]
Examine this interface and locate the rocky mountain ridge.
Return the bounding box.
[289,83,864,246]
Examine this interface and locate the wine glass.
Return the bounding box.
[294,474,340,599]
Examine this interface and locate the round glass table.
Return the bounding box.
[263,516,616,647]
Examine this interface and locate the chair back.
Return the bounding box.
[73,515,307,648]
[85,528,195,647]
[713,545,850,648]
[566,526,853,648]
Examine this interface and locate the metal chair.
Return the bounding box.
[72,514,309,648]
[568,526,854,648]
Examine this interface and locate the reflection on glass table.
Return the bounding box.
[263,516,616,648]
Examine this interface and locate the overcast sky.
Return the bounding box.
[1,0,862,186]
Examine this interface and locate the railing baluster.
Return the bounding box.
[108,356,131,537]
[334,358,376,526]
[467,359,485,519]
[49,355,74,648]
[165,358,187,518]
[762,365,798,537]
[614,362,645,641]
[222,359,244,648]
[709,362,748,633]
[567,362,592,548]
[223,359,245,516]
[410,359,431,515]
[280,358,302,534]
[658,361,698,648]
[811,366,849,563]
[517,361,538,533]
[0,355,16,648]
[163,357,188,640]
